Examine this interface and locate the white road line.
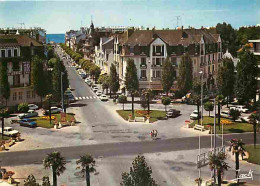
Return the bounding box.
[89,96,92,99]
[83,97,86,99]
[79,97,82,100]
[75,97,79,100]
[86,96,89,99]
[93,96,97,99]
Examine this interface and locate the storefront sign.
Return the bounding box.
[230,169,253,181]
[23,62,30,74]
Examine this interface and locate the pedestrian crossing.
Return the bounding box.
[75,96,98,100]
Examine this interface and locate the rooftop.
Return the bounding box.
[0,35,42,47]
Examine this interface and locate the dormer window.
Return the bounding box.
[1,50,5,58]
[153,45,164,56]
[130,47,134,54]
[141,58,146,66]
[8,49,12,57]
[14,49,18,57]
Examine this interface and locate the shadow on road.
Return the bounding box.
[69,103,87,108]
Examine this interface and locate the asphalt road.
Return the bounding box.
[0,132,258,166]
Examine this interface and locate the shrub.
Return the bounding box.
[118,95,127,110]
[229,109,241,121]
[18,103,29,113]
[161,96,171,111]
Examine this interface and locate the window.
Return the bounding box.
[26,91,30,99]
[141,70,146,78]
[32,90,36,98]
[156,70,161,78]
[13,92,17,101]
[13,62,20,71]
[171,57,177,66]
[13,74,20,87]
[156,46,161,53]
[212,65,215,72]
[8,49,12,57]
[130,47,134,54]
[152,58,156,65]
[213,53,215,60]
[1,50,5,58]
[156,58,161,66]
[152,70,156,77]
[141,58,146,66]
[208,66,210,73]
[18,92,23,100]
[14,49,18,57]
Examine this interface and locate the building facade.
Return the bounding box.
[114,28,223,92]
[0,35,44,107]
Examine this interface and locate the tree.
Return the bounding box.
[118,95,127,111]
[177,53,193,95]
[162,96,171,112]
[76,154,96,186]
[140,94,148,110]
[52,58,69,101]
[42,176,51,186]
[204,101,214,116]
[249,112,259,149]
[125,59,139,117]
[0,62,10,106]
[216,22,238,56]
[90,65,101,82]
[216,95,224,130]
[235,47,259,104]
[48,58,57,68]
[47,47,54,60]
[229,109,241,121]
[18,103,29,113]
[24,174,40,186]
[217,58,235,106]
[109,63,120,97]
[161,57,175,96]
[209,152,229,186]
[229,139,245,182]
[43,151,66,186]
[120,155,158,186]
[31,56,48,103]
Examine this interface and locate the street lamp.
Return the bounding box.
[61,72,65,112]
[198,70,203,186]
[46,94,53,125]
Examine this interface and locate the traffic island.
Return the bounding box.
[244,145,260,165]
[116,110,166,123]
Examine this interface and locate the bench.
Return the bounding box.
[134,117,145,122]
[194,124,205,131]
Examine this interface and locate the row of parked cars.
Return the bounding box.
[84,78,109,101]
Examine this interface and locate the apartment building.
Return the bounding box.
[248,39,260,101]
[115,28,223,92]
[0,35,44,106]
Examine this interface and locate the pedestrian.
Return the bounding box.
[154,130,158,139]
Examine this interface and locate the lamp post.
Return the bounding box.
[148,60,151,115]
[46,94,53,125]
[61,72,64,112]
[198,70,203,186]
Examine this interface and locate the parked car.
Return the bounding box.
[93,87,99,92]
[236,105,249,113]
[85,80,92,86]
[28,104,38,110]
[67,94,75,103]
[64,89,73,96]
[166,109,181,118]
[91,84,97,89]
[18,118,37,128]
[100,94,108,101]
[190,110,201,120]
[0,127,19,137]
[96,90,102,96]
[220,110,230,118]
[43,107,62,115]
[80,73,87,79]
[18,110,39,119]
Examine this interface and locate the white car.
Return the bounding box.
[100,94,108,101]
[190,110,201,120]
[236,105,249,113]
[43,107,62,115]
[220,110,230,118]
[93,87,99,92]
[28,104,38,110]
[0,127,19,137]
[18,110,39,119]
[96,90,102,96]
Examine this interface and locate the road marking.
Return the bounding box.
[93,96,97,99]
[79,97,82,100]
[86,96,89,99]
[83,97,86,99]
[89,96,92,99]
[75,97,79,100]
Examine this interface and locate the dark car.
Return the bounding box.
[80,73,87,79]
[67,94,75,103]
[18,118,37,128]
[166,109,181,118]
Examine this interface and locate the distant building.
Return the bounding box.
[0,27,46,44]
[0,35,44,106]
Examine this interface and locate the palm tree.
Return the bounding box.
[209,152,229,186]
[216,95,224,130]
[229,139,245,181]
[76,154,96,186]
[43,151,66,186]
[249,112,259,149]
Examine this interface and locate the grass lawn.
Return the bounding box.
[191,116,253,134]
[32,113,75,129]
[244,145,260,165]
[116,110,166,123]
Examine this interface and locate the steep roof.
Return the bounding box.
[125,29,219,46]
[0,35,42,47]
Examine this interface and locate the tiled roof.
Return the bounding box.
[0,35,42,47]
[125,29,219,46]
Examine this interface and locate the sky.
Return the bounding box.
[0,0,259,34]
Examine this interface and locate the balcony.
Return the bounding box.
[151,64,162,69]
[139,77,147,81]
[151,77,161,81]
[152,52,163,56]
[140,64,147,69]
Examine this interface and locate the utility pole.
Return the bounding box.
[175,16,181,28]
[61,72,64,112]
[1,117,4,140]
[213,98,217,185]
